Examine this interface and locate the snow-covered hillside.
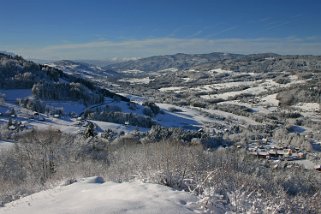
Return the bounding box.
[46,60,120,80]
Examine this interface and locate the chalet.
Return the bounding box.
[248,145,306,161]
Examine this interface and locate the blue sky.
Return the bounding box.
[1,0,321,59]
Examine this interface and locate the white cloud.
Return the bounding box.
[9,37,321,60]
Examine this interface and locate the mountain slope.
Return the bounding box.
[0,53,128,104]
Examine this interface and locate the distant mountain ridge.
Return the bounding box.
[104,52,243,72]
[104,52,321,73]
[0,51,16,57]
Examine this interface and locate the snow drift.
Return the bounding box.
[0,177,198,214]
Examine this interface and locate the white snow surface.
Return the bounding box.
[0,140,14,152]
[119,69,145,74]
[260,93,279,106]
[156,103,224,129]
[210,68,233,74]
[158,86,185,92]
[118,77,151,84]
[293,103,320,112]
[158,68,178,73]
[193,81,253,92]
[0,177,198,214]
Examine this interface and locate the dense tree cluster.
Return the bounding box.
[87,111,155,128]
[277,83,321,106]
[142,102,160,114]
[0,54,61,89]
[32,82,104,105]
[17,98,46,113]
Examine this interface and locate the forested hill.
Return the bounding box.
[0,53,128,105]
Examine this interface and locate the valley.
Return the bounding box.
[0,52,321,213]
[98,53,321,163]
[1,52,321,168]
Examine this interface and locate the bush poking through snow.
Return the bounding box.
[142,101,160,115]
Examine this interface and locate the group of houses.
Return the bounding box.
[248,146,306,161]
[247,143,321,172]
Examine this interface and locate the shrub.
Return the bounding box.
[142,101,160,115]
[275,76,291,84]
[277,91,297,106]
[143,106,154,117]
[191,101,207,108]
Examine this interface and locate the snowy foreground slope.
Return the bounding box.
[0,177,199,214]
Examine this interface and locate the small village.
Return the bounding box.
[246,139,321,171]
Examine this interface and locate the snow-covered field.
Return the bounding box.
[260,93,279,106]
[0,177,198,214]
[182,77,191,82]
[217,100,272,114]
[118,77,151,84]
[193,81,254,92]
[293,103,320,112]
[158,68,178,73]
[210,68,233,74]
[158,86,185,92]
[200,80,275,100]
[173,76,306,101]
[157,103,227,129]
[119,69,145,74]
[192,106,259,126]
